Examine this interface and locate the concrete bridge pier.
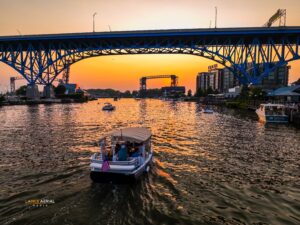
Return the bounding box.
[26,84,40,100]
[43,85,55,98]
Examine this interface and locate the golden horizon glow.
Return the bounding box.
[0,0,300,92]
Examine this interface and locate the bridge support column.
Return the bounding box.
[26,84,40,100]
[43,85,55,98]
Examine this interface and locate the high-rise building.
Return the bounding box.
[196,63,290,93]
[256,64,290,90]
[196,72,210,91]
[208,64,223,92]
[222,68,240,92]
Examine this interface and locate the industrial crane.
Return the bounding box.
[140,75,178,91]
[264,9,286,27]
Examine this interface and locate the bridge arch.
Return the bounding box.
[39,47,240,84]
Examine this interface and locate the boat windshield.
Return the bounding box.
[98,128,151,162]
[99,138,150,162]
[265,106,285,116]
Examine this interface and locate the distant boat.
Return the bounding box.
[102,102,116,111]
[135,97,142,100]
[256,103,288,123]
[203,108,214,114]
[90,127,153,183]
[113,97,118,101]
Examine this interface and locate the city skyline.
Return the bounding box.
[1,0,300,92]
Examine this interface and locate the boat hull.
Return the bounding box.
[261,115,289,123]
[90,171,138,183]
[203,110,214,114]
[102,107,115,111]
[90,155,153,183]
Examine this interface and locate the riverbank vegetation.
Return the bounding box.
[16,85,27,96]
[225,86,267,109]
[87,88,136,98]
[87,88,164,98]
[194,87,219,97]
[0,94,5,105]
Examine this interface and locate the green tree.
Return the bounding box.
[195,88,204,97]
[54,85,66,96]
[239,85,250,99]
[132,90,138,97]
[206,87,214,96]
[0,94,5,103]
[293,78,300,85]
[123,90,132,98]
[249,86,266,99]
[16,85,27,96]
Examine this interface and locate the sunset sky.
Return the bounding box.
[0,0,300,93]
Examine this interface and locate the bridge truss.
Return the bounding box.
[0,27,300,87]
[140,75,178,90]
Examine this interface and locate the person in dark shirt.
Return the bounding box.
[115,143,121,154]
[118,144,128,161]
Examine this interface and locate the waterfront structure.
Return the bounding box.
[225,86,242,98]
[161,86,186,98]
[63,83,77,94]
[196,65,239,93]
[208,64,223,92]
[196,72,209,91]
[267,85,300,102]
[197,63,290,93]
[1,27,300,99]
[246,63,289,90]
[222,68,240,92]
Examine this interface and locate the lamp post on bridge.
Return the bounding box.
[93,12,97,32]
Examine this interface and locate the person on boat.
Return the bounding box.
[130,146,140,157]
[112,143,121,161]
[115,143,121,154]
[118,144,128,161]
[137,144,145,165]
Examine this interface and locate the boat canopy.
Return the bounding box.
[110,127,151,142]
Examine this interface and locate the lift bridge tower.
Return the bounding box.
[140,75,178,91]
[10,76,24,94]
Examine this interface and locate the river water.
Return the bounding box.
[0,99,299,225]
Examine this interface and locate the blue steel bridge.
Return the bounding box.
[0,26,300,96]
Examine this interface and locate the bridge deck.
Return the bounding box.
[0,26,300,42]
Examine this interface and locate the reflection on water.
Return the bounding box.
[0,99,299,225]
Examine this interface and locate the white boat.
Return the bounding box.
[102,102,116,111]
[203,108,214,114]
[90,127,153,183]
[256,103,289,123]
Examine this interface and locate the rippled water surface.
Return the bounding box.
[0,99,299,225]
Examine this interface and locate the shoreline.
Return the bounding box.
[0,98,90,106]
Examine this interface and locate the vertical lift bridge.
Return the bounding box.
[140,75,178,91]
